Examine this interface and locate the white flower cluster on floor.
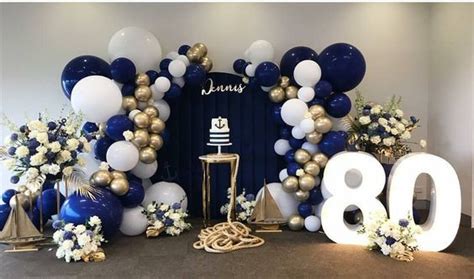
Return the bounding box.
[52,216,105,263]
[142,201,191,236]
[220,188,256,222]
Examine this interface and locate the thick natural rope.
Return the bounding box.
[193,154,264,253]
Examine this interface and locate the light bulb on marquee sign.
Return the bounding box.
[320,151,461,252]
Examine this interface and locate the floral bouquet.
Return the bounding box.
[52,216,106,263]
[348,92,426,162]
[220,188,257,222]
[142,199,191,237]
[358,211,422,262]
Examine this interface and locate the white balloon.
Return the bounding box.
[128,109,141,121]
[166,51,179,60]
[299,118,315,133]
[294,60,322,87]
[106,141,139,171]
[172,77,185,88]
[168,60,186,78]
[154,77,171,92]
[298,87,316,103]
[305,215,321,232]
[279,169,289,182]
[77,151,100,178]
[291,126,305,139]
[142,179,153,191]
[120,206,148,236]
[153,100,171,122]
[151,84,165,100]
[71,76,122,123]
[143,182,188,211]
[245,64,256,77]
[176,55,190,66]
[281,99,309,126]
[256,182,298,219]
[108,27,162,73]
[274,139,291,156]
[131,160,158,179]
[301,142,319,155]
[247,40,274,65]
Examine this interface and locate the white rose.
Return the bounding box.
[358,116,371,125]
[396,123,405,132]
[169,213,181,221]
[15,146,29,158]
[40,164,50,174]
[49,142,61,153]
[63,223,75,232]
[77,234,91,247]
[400,131,411,140]
[72,249,83,262]
[62,239,74,250]
[383,137,395,147]
[378,118,388,126]
[56,247,65,259]
[390,128,399,135]
[389,117,398,125]
[65,125,76,135]
[159,204,170,211]
[36,132,49,144]
[30,153,46,166]
[147,204,156,213]
[380,244,392,256]
[395,109,404,117]
[66,139,79,151]
[74,224,86,235]
[58,150,72,164]
[88,216,102,227]
[36,146,48,154]
[370,136,381,144]
[63,166,73,177]
[26,168,39,180]
[28,120,48,132]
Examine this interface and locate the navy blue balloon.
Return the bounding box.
[314,80,333,98]
[284,149,296,163]
[255,62,280,87]
[318,43,366,92]
[110,57,136,83]
[184,64,206,86]
[309,188,324,206]
[287,162,300,176]
[272,105,285,125]
[280,46,318,81]
[28,206,47,229]
[325,93,352,118]
[119,180,145,208]
[298,202,313,218]
[233,59,247,74]
[146,70,159,84]
[42,180,56,190]
[159,59,172,71]
[2,189,16,204]
[178,45,191,55]
[289,137,305,149]
[61,55,111,99]
[60,189,123,238]
[105,115,134,141]
[0,204,11,230]
[158,70,173,80]
[319,131,347,157]
[37,189,65,220]
[82,122,98,134]
[121,83,135,96]
[279,126,292,140]
[165,84,182,100]
[126,173,142,183]
[308,97,326,107]
[94,136,114,161]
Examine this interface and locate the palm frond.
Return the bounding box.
[65,169,99,200]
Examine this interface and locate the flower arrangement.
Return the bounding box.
[358,211,422,262]
[220,188,256,222]
[52,216,106,263]
[142,199,191,237]
[348,92,426,162]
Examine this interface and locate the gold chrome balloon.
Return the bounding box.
[149,117,165,134]
[149,134,164,150]
[306,131,322,144]
[294,149,311,164]
[133,112,150,128]
[193,43,208,57]
[295,190,310,202]
[312,153,328,168]
[111,171,127,180]
[282,176,299,193]
[90,170,113,187]
[134,85,152,102]
[135,73,150,86]
[285,86,298,99]
[139,147,157,164]
[269,87,285,103]
[200,56,213,72]
[279,76,290,88]
[132,129,150,148]
[304,161,320,176]
[143,106,159,119]
[122,96,138,111]
[314,116,332,134]
[288,214,305,231]
[186,49,201,63]
[110,178,129,196]
[309,105,326,120]
[299,174,316,191]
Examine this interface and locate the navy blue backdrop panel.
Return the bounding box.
[151,72,283,218]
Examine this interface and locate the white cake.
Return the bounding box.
[209,117,230,144]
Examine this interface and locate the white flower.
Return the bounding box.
[49,142,61,153]
[395,109,404,117]
[63,223,74,232]
[390,128,399,135]
[58,150,72,164]
[27,120,48,132]
[88,216,102,227]
[77,157,85,167]
[77,233,91,246]
[383,137,395,147]
[147,204,157,213]
[25,168,39,180]
[15,146,29,158]
[53,230,64,243]
[99,162,109,171]
[400,131,411,140]
[40,164,50,174]
[419,139,427,148]
[370,105,382,114]
[36,132,49,144]
[63,166,73,177]
[395,123,405,132]
[389,117,398,125]
[378,118,388,126]
[169,212,181,221]
[159,204,170,211]
[358,116,371,125]
[380,244,392,256]
[370,136,381,144]
[296,169,305,177]
[65,125,76,135]
[36,146,47,154]
[123,130,134,141]
[66,139,79,151]
[62,239,74,250]
[74,224,86,234]
[56,246,65,259]
[3,159,16,169]
[48,164,61,175]
[72,249,83,262]
[30,153,46,166]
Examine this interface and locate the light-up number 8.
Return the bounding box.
[321,151,461,252]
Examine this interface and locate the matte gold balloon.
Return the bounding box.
[90,170,113,187]
[139,147,157,164]
[288,214,305,231]
[186,49,201,63]
[149,117,165,134]
[309,105,326,120]
[285,86,298,99]
[149,134,164,150]
[110,178,129,196]
[200,56,213,72]
[122,96,138,111]
[282,176,299,193]
[9,193,30,211]
[304,161,320,176]
[268,87,285,103]
[279,76,290,88]
[111,171,127,180]
[314,117,333,134]
[143,106,159,118]
[295,190,310,202]
[299,174,316,191]
[312,153,329,168]
[134,85,152,102]
[294,149,311,164]
[133,112,150,128]
[132,129,150,148]
[135,73,150,86]
[306,131,323,144]
[193,43,208,57]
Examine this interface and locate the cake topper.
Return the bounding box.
[207,116,232,154]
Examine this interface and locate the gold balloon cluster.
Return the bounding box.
[268,76,298,103]
[90,170,129,196]
[305,105,333,145]
[186,43,213,72]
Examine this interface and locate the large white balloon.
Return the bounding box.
[71,76,122,123]
[106,141,139,171]
[281,99,309,126]
[299,118,315,133]
[274,139,291,156]
[301,142,319,155]
[151,84,165,100]
[168,60,186,78]
[153,100,170,122]
[143,182,188,211]
[256,182,298,219]
[131,160,158,179]
[120,206,148,236]
[305,215,321,232]
[294,60,322,87]
[154,77,171,92]
[246,40,274,65]
[108,27,162,73]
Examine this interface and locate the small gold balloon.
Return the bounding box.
[135,73,150,86]
[132,129,150,148]
[186,49,201,63]
[110,178,129,196]
[133,112,150,128]
[143,106,159,118]
[134,85,152,102]
[306,131,323,144]
[269,87,285,103]
[122,96,138,111]
[295,190,310,202]
[90,170,112,187]
[149,134,164,151]
[314,117,333,134]
[149,117,165,134]
[299,174,316,191]
[285,86,298,99]
[9,193,30,211]
[304,161,320,176]
[111,171,127,180]
[282,176,299,193]
[139,147,157,164]
[288,214,305,231]
[193,43,208,57]
[312,153,329,168]
[279,76,290,88]
[309,105,326,120]
[294,149,311,164]
[200,56,213,72]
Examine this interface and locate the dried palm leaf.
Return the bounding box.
[64,169,99,200]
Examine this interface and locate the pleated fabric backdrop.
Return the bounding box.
[151,73,283,218]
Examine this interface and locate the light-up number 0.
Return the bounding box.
[321,151,461,252]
